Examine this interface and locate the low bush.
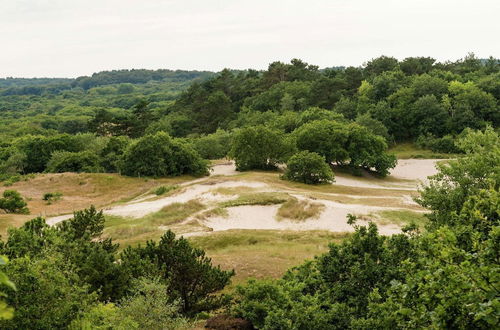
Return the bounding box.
[0,190,29,214]
[42,192,63,204]
[153,185,178,196]
[283,151,334,184]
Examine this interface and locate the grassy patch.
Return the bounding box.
[189,229,349,286]
[211,186,258,196]
[152,185,179,196]
[389,143,458,159]
[104,200,206,245]
[147,200,206,226]
[375,210,428,229]
[219,192,290,208]
[277,198,325,221]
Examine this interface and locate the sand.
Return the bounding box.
[47,159,439,235]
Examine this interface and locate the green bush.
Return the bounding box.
[192,130,231,160]
[120,132,209,177]
[153,185,177,196]
[43,192,63,204]
[283,151,334,184]
[0,190,29,214]
[416,134,463,153]
[46,151,103,173]
[229,126,295,171]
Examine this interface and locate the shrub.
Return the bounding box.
[153,185,178,196]
[120,132,209,177]
[0,190,29,214]
[283,151,334,184]
[229,126,295,171]
[192,130,232,159]
[416,134,462,153]
[42,192,63,204]
[46,151,103,173]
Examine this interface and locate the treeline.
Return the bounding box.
[164,54,499,143]
[0,69,214,96]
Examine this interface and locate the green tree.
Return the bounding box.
[229,126,295,171]
[417,126,500,229]
[294,119,349,164]
[121,231,234,314]
[0,190,28,214]
[0,253,96,330]
[283,151,334,184]
[120,132,209,177]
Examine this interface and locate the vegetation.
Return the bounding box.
[0,55,498,327]
[230,127,500,329]
[0,207,233,328]
[276,198,325,221]
[2,54,497,183]
[283,150,334,184]
[42,192,63,204]
[0,191,28,214]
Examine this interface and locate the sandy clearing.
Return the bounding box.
[47,180,268,225]
[202,198,402,236]
[47,159,438,235]
[389,159,440,183]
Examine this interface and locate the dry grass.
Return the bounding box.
[194,207,228,220]
[219,192,290,208]
[189,229,349,287]
[0,172,196,236]
[276,198,325,221]
[103,199,206,245]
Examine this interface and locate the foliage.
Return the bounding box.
[46,150,103,173]
[229,126,295,171]
[416,133,463,153]
[154,185,178,196]
[293,120,396,176]
[417,126,500,229]
[232,126,500,329]
[283,150,334,184]
[191,129,232,160]
[121,230,234,315]
[0,253,96,330]
[120,132,209,177]
[42,191,63,204]
[0,256,14,320]
[0,190,29,214]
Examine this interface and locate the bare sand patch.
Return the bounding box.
[202,198,401,236]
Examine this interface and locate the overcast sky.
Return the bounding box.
[1,0,499,78]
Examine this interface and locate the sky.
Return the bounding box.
[1,0,499,78]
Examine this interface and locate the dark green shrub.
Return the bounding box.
[42,192,62,204]
[283,151,334,184]
[416,134,463,154]
[0,190,29,214]
[153,185,178,196]
[46,151,103,173]
[229,126,295,171]
[120,132,209,177]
